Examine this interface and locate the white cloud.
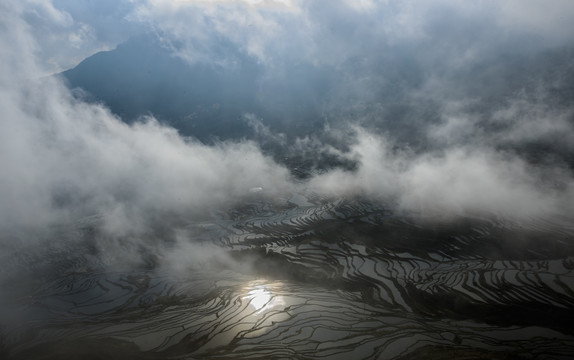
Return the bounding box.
[19,0,574,72]
[2,0,574,237]
[0,1,292,236]
[308,128,574,219]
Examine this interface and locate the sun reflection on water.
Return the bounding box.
[242,283,285,315]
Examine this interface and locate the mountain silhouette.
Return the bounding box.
[61,34,332,143]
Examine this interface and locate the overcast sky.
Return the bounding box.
[20,0,573,71]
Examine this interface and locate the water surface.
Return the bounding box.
[1,193,573,359]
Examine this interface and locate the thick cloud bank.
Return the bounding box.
[0,2,292,238]
[2,0,574,241]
